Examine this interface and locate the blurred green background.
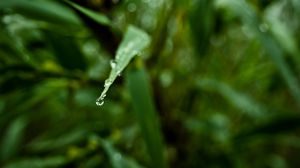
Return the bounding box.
[1,0,300,167]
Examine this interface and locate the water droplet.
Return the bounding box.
[110,60,116,69]
[104,79,111,87]
[96,92,106,106]
[117,70,122,76]
[127,3,137,12]
[96,100,104,106]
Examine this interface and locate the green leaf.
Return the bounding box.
[126,65,167,168]
[4,156,67,168]
[189,0,215,56]
[265,2,300,67]
[65,0,111,26]
[0,28,24,61]
[0,0,81,26]
[96,25,151,106]
[0,116,28,161]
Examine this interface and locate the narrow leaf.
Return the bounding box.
[0,116,28,161]
[4,156,67,168]
[65,0,111,26]
[0,0,81,26]
[96,25,150,106]
[127,66,166,168]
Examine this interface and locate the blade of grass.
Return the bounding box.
[0,116,28,161]
[64,0,119,54]
[189,0,215,56]
[126,63,166,168]
[265,3,300,66]
[3,156,67,168]
[64,0,111,26]
[96,25,150,106]
[0,0,81,26]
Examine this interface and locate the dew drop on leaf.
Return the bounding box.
[110,60,116,69]
[104,79,112,87]
[96,25,150,107]
[96,100,104,106]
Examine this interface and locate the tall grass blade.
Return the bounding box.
[4,156,67,168]
[96,25,150,106]
[65,0,111,26]
[127,66,166,168]
[0,116,28,161]
[0,0,81,25]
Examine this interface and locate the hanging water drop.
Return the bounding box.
[96,100,104,106]
[96,93,106,106]
[110,60,116,69]
[95,26,151,108]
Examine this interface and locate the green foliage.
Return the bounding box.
[127,64,166,168]
[65,0,111,26]
[4,156,67,168]
[96,25,150,106]
[0,0,81,26]
[1,0,300,167]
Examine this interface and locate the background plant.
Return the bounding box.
[1,0,300,167]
